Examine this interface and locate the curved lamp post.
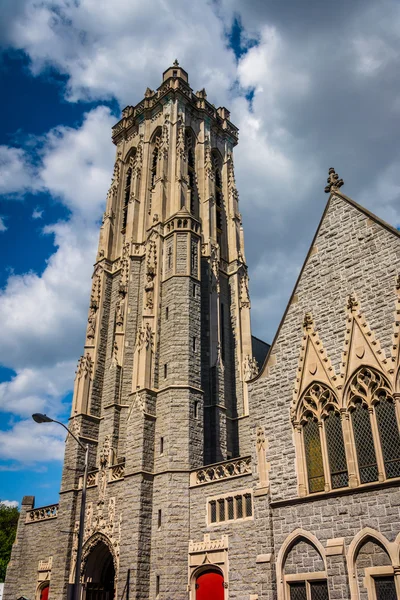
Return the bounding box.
[32,413,88,600]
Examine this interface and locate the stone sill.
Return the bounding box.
[270,477,400,508]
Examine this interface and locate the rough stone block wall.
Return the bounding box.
[283,539,325,574]
[249,195,400,504]
[356,539,391,600]
[4,497,59,600]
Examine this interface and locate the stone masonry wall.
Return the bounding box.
[249,194,400,503]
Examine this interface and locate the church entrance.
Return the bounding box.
[195,569,225,600]
[82,540,115,600]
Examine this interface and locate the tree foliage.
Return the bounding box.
[0,502,19,582]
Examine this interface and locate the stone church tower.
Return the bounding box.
[8,63,400,600]
[5,62,260,600]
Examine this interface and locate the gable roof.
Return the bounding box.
[251,189,400,382]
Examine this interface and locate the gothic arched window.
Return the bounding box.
[347,367,397,484]
[298,383,348,493]
[303,415,325,493]
[151,146,158,188]
[324,409,349,488]
[122,167,132,231]
[212,151,224,243]
[375,396,400,479]
[186,130,198,216]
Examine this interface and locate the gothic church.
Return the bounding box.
[5,63,400,600]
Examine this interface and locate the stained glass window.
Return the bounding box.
[352,402,379,483]
[303,416,325,493]
[374,576,397,600]
[324,410,348,488]
[375,399,400,479]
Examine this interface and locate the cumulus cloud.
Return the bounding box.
[0,145,37,197]
[0,106,115,459]
[0,216,7,232]
[0,420,65,464]
[1,0,400,471]
[0,500,19,508]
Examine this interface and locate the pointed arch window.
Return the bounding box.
[186,130,198,216]
[324,409,349,488]
[375,395,400,479]
[212,152,223,235]
[151,145,158,188]
[122,166,132,231]
[298,383,348,493]
[303,415,325,493]
[348,367,399,484]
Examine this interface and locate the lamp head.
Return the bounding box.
[32,413,53,424]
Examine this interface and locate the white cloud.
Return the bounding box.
[0,420,65,464]
[0,216,7,232]
[8,0,237,107]
[0,500,19,508]
[0,145,37,196]
[32,207,43,219]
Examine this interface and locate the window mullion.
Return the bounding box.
[320,420,331,492]
[369,406,386,482]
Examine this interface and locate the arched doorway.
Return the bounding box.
[82,540,115,600]
[195,569,225,600]
[39,582,49,600]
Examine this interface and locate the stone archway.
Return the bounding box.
[82,537,116,600]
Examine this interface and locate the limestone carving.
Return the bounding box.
[176,123,186,159]
[86,306,97,340]
[145,241,157,310]
[115,294,125,331]
[239,273,250,309]
[243,355,258,381]
[204,136,213,180]
[256,426,270,488]
[119,242,130,294]
[324,167,344,193]
[100,435,111,469]
[227,151,239,202]
[135,323,154,351]
[210,244,220,292]
[159,120,169,159]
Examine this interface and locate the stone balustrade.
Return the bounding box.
[110,462,125,481]
[190,456,252,486]
[26,504,58,523]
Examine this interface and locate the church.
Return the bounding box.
[5,63,400,600]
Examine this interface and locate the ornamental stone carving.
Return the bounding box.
[239,273,250,309]
[243,355,258,381]
[324,167,344,193]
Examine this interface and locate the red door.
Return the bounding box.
[40,585,49,600]
[196,571,224,600]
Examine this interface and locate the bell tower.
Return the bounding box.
[51,62,256,599]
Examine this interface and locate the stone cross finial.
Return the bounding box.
[173,59,179,66]
[324,167,344,193]
[303,312,314,331]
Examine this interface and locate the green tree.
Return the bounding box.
[0,502,19,582]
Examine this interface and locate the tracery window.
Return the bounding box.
[299,383,348,493]
[348,367,400,483]
[122,166,132,231]
[212,152,224,241]
[186,130,198,216]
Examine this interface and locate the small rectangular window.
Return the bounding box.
[160,437,164,455]
[164,364,167,378]
[235,495,243,519]
[165,306,169,320]
[194,401,199,419]
[156,575,160,596]
[374,576,397,600]
[193,337,196,352]
[172,70,177,77]
[244,494,252,517]
[227,497,234,520]
[288,582,307,600]
[193,283,196,297]
[218,498,225,522]
[158,509,162,529]
[210,501,217,523]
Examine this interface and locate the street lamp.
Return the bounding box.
[32,413,88,600]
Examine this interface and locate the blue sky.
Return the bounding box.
[1,0,400,508]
